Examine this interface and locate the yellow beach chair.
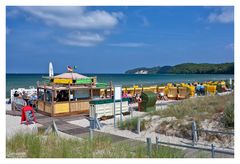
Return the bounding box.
[207,85,217,95]
[158,87,165,95]
[167,87,178,99]
[125,87,134,95]
[178,87,188,100]
[164,86,169,95]
[188,86,195,97]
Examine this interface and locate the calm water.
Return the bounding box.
[6,73,234,97]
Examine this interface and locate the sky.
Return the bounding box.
[6,6,234,73]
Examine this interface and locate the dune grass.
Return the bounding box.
[6,132,184,158]
[118,116,149,131]
[150,93,234,127]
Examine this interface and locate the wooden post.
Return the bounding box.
[51,85,54,116]
[104,89,107,98]
[37,87,39,110]
[110,81,113,98]
[90,85,93,99]
[43,83,46,113]
[68,83,71,113]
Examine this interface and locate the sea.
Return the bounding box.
[6,73,234,98]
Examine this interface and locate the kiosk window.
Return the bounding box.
[74,89,90,99]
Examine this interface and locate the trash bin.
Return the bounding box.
[139,91,157,112]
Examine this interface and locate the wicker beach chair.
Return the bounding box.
[207,85,217,95]
[178,87,188,100]
[167,87,178,99]
[188,86,196,97]
[157,86,165,100]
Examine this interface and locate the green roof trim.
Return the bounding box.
[76,78,92,84]
[90,98,129,105]
[96,82,108,88]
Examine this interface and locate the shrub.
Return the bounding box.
[223,101,234,128]
[118,117,148,131]
[216,84,222,93]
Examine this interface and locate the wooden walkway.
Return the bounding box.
[6,110,130,143]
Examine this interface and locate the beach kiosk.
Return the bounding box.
[37,72,112,116]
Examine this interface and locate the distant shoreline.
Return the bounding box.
[125,62,234,74]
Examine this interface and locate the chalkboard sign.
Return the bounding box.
[25,110,34,123]
[21,106,36,125]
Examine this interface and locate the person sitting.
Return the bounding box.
[28,93,37,107]
[159,92,168,101]
[122,91,128,98]
[134,93,141,102]
[127,91,133,103]
[22,91,29,105]
[222,85,228,92]
[196,83,201,96]
[200,83,205,95]
[13,91,19,97]
[100,94,105,99]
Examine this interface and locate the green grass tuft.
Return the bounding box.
[6,132,184,158]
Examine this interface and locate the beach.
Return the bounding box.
[6,92,234,158]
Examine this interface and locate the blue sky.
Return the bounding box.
[6,6,234,73]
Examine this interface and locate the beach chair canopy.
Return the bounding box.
[54,72,88,80]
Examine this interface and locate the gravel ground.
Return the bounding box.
[6,114,41,139]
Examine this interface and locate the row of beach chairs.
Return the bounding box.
[158,85,217,100]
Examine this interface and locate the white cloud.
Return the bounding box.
[208,7,234,23]
[13,7,124,47]
[108,42,149,48]
[20,7,123,30]
[58,32,104,47]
